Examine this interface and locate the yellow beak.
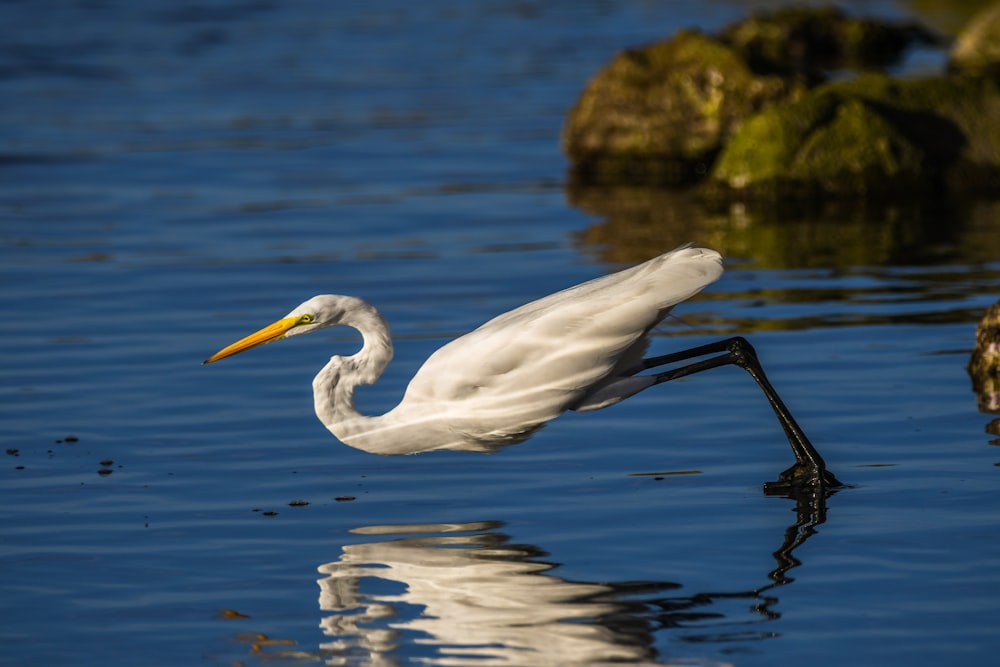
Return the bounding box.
[203,316,302,364]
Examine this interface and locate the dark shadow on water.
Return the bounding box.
[237,492,833,665]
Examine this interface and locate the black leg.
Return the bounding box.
[641,337,841,493]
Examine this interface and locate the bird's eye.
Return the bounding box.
[298,314,315,325]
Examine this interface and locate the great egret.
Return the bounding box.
[205,245,838,491]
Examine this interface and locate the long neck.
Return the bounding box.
[312,298,394,442]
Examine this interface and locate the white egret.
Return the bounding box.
[205,245,838,491]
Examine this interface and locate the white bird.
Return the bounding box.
[205,245,838,491]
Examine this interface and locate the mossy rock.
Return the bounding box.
[709,73,1000,196]
[709,89,929,195]
[563,5,996,193]
[562,30,802,185]
[832,73,1000,191]
[950,2,1000,75]
[720,5,939,74]
[969,299,1000,413]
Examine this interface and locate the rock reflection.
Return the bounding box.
[566,184,1000,269]
[311,495,829,666]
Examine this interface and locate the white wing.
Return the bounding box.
[402,246,723,418]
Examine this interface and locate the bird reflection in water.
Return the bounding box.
[303,495,829,666]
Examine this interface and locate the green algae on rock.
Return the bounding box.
[562,30,801,186]
[708,73,1000,197]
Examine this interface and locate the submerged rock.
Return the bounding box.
[969,299,1000,414]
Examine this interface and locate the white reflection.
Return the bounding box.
[308,492,832,666]
[316,522,653,666]
[317,520,791,666]
[309,489,831,665]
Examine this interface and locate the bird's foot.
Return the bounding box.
[763,461,843,498]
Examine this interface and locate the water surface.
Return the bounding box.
[2,2,1000,666]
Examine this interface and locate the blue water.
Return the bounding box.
[3,2,1000,666]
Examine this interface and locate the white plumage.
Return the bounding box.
[206,245,722,454]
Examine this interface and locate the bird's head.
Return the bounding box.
[203,295,352,364]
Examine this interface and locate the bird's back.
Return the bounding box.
[399,246,723,431]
